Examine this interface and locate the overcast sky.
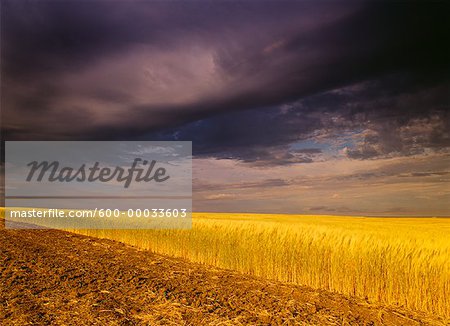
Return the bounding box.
[2,0,449,215]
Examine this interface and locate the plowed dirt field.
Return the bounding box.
[1,228,446,325]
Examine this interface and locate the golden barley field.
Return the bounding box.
[70,213,450,318]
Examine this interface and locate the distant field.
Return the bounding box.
[68,213,450,318]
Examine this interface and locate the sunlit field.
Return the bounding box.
[68,213,450,318]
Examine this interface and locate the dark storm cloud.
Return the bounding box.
[1,0,449,163]
[149,74,448,164]
[3,0,342,138]
[341,83,450,160]
[148,105,324,164]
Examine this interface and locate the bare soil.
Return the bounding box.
[0,227,447,325]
